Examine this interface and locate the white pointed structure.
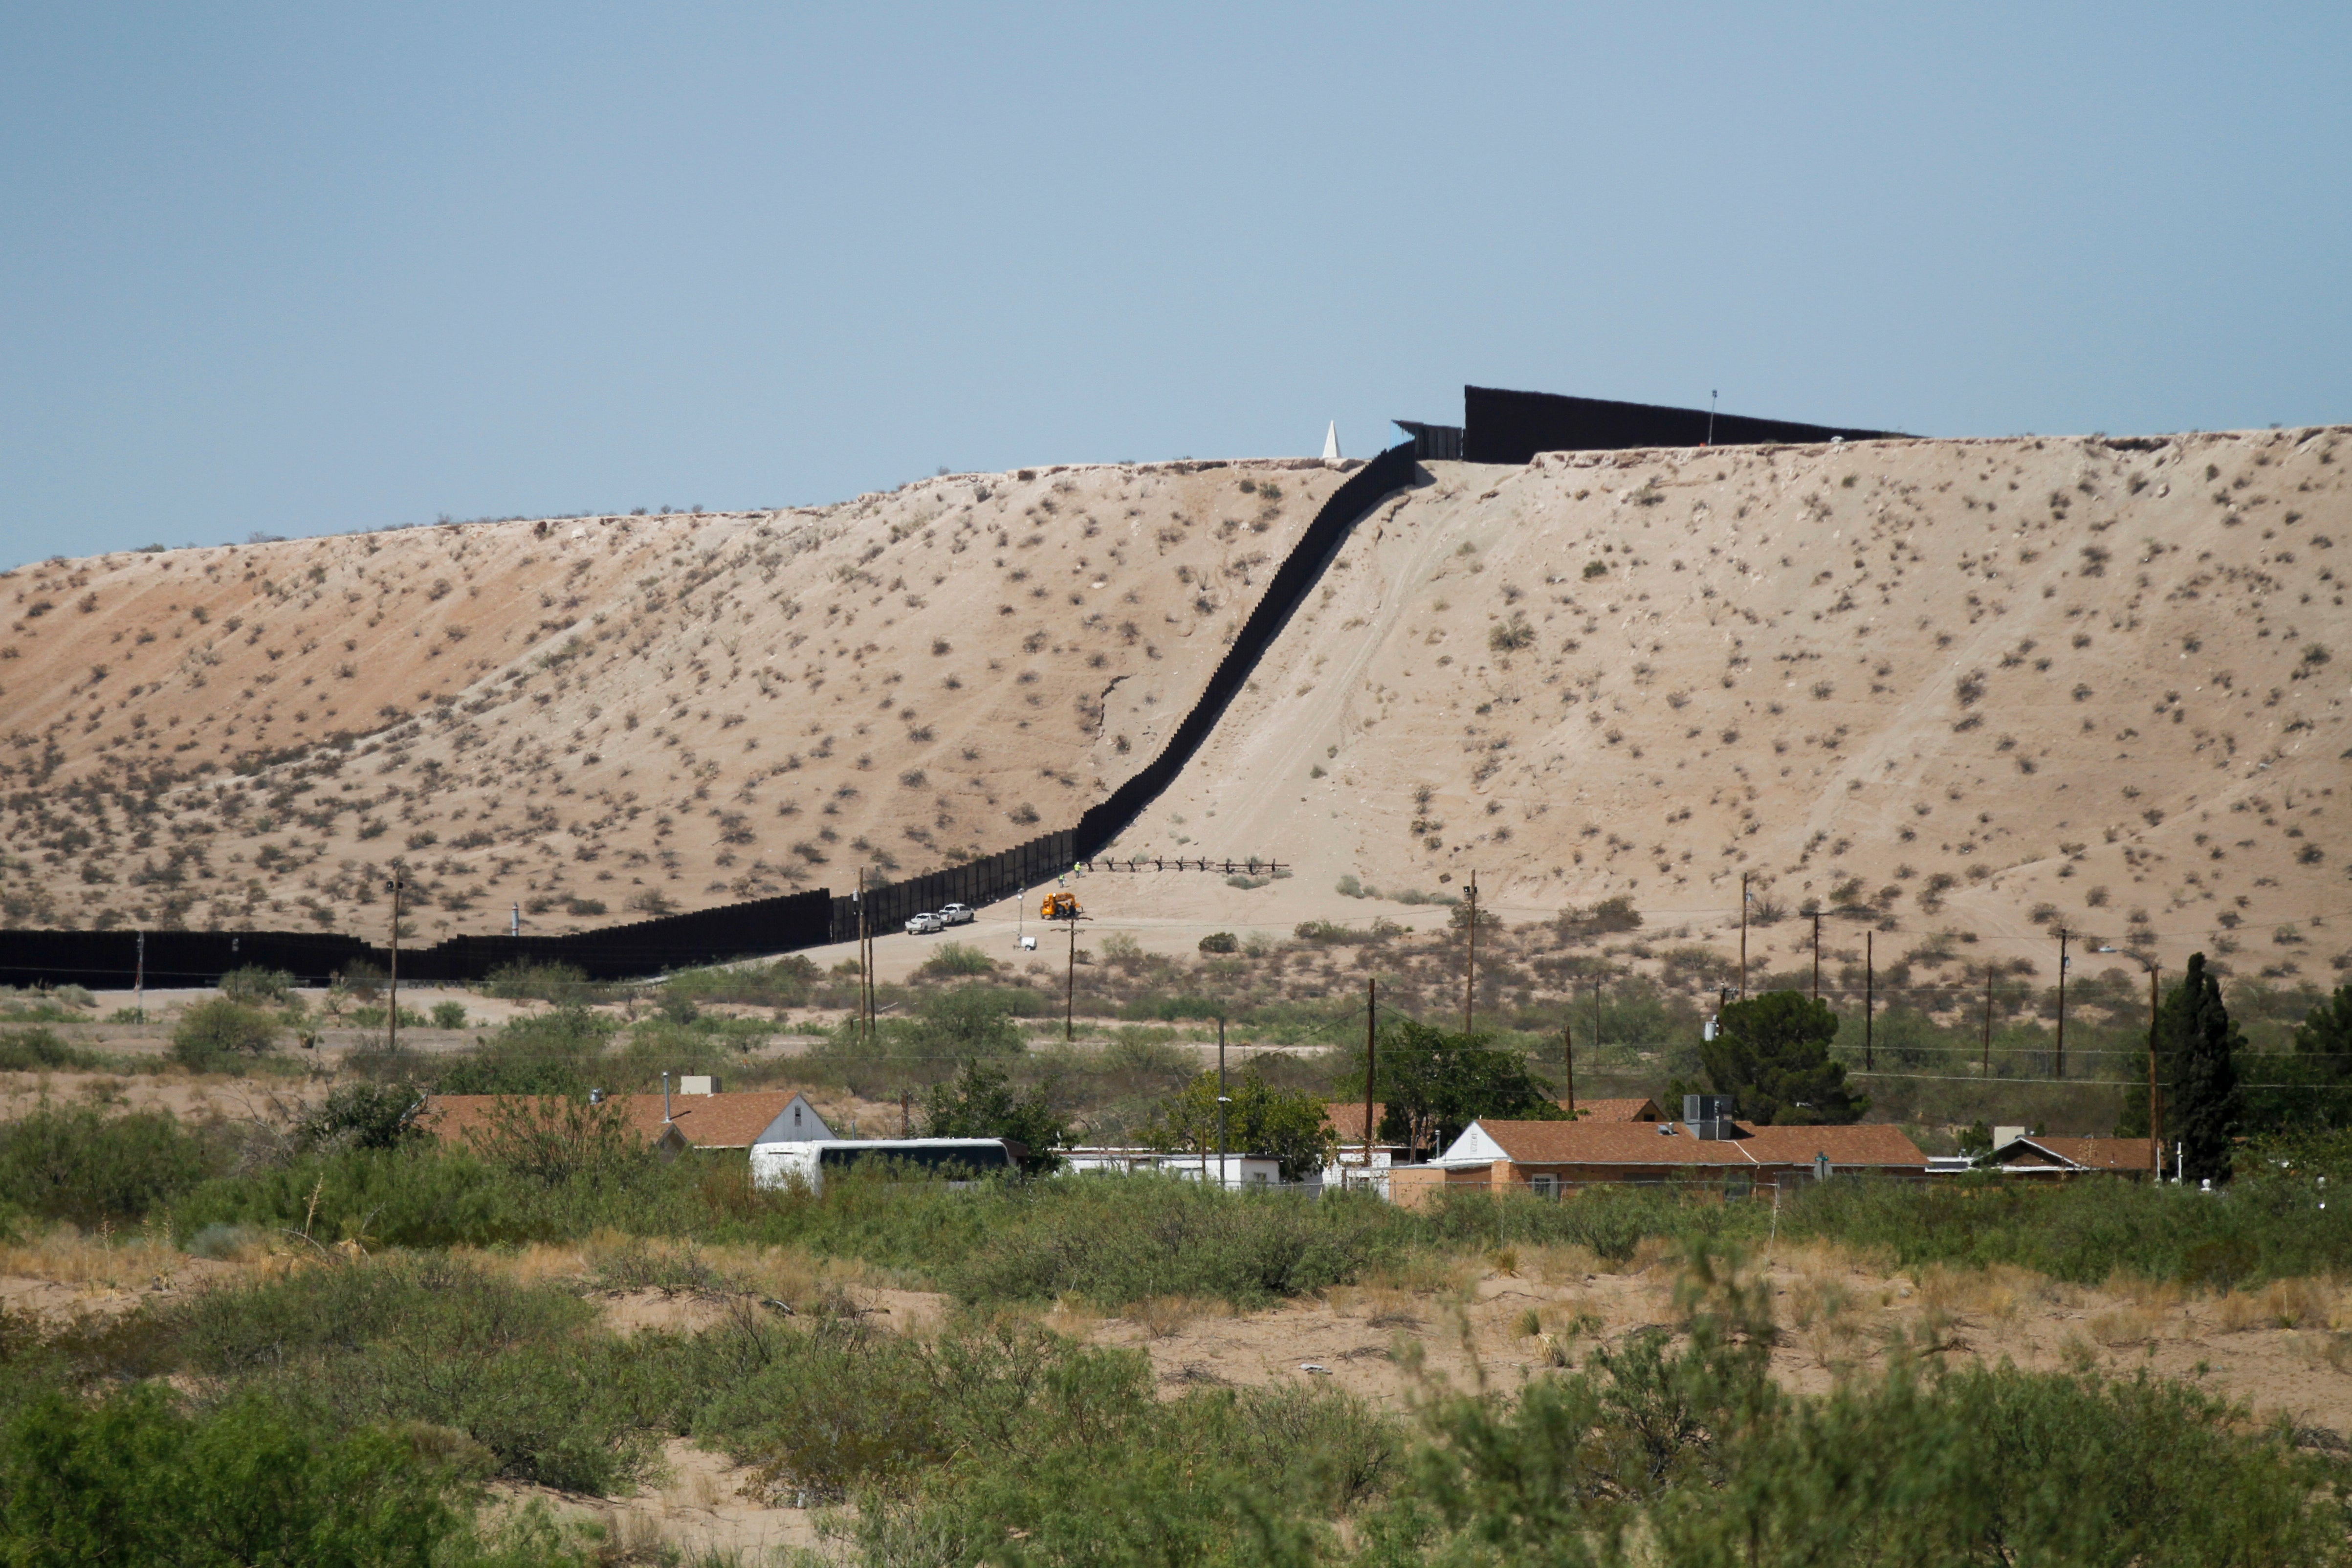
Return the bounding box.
[1321,421,1341,462]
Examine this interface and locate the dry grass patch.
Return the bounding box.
[0,1224,196,1294]
[2215,1277,2340,1332]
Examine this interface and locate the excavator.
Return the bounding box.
[1040,891,1082,921]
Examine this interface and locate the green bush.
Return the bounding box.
[0,1386,470,1566]
[0,1027,100,1072]
[168,1256,662,1494]
[170,996,281,1070]
[429,1001,468,1030]
[918,941,997,979]
[218,965,296,1006]
[478,961,603,1007]
[0,1105,221,1227]
[662,955,820,1009]
[432,1007,615,1096]
[1198,931,1239,954]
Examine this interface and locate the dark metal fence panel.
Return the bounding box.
[1072,442,1418,860]
[0,887,832,988]
[1461,386,1907,465]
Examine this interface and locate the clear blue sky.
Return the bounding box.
[4,3,2346,568]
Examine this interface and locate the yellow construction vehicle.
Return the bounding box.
[1040,891,1081,921]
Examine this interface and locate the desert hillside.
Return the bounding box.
[1103,427,2350,980]
[0,460,1347,938]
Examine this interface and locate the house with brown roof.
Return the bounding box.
[1388,1115,1928,1207]
[1986,1134,2161,1181]
[415,1089,835,1155]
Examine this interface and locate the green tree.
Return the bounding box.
[1338,1019,1563,1159]
[1143,1067,1339,1181]
[1698,990,1867,1125]
[2296,982,2352,1070]
[924,1059,1066,1171]
[2171,952,2243,1184]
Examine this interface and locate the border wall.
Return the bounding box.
[0,446,1417,985]
[1460,386,1906,464]
[0,889,832,989]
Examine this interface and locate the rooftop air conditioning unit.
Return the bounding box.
[1684,1094,1737,1141]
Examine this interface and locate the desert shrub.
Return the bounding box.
[218,965,296,1006]
[170,997,281,1069]
[940,1178,1395,1309]
[431,1007,615,1096]
[296,1082,422,1153]
[0,1105,222,1227]
[1392,1259,2347,1567]
[428,1000,468,1030]
[664,954,821,1009]
[0,1027,100,1072]
[804,986,1031,1097]
[477,960,603,1006]
[919,941,998,979]
[169,1255,661,1494]
[0,1386,470,1565]
[1197,931,1239,954]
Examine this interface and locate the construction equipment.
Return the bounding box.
[1040,891,1082,921]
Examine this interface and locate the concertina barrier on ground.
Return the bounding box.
[0,445,1421,990]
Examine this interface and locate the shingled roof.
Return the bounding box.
[1457,1118,1927,1170]
[1994,1135,2158,1173]
[415,1091,822,1150]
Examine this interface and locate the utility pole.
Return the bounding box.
[133,929,145,1023]
[1463,870,1477,1036]
[1592,978,1602,1064]
[2148,963,2163,1179]
[1982,968,1994,1076]
[1363,978,1378,1170]
[2055,928,2069,1082]
[1064,911,1077,1043]
[901,1088,911,1138]
[1862,929,1873,1074]
[1563,1018,1576,1116]
[1738,872,1750,1000]
[1810,910,1822,1002]
[1216,1014,1229,1191]
[386,864,405,1055]
[855,868,869,1046]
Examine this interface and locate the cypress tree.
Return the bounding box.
[2169,952,2242,1185]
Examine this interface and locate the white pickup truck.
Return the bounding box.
[904,911,944,935]
[937,903,975,926]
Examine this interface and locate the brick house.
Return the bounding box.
[1388,1115,1928,1207]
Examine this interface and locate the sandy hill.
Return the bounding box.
[5,428,2345,990]
[0,461,1347,939]
[1102,427,2350,982]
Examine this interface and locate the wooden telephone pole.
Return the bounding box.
[2148,964,2163,1178]
[2055,928,2070,1081]
[1738,872,1750,1000]
[386,864,405,1054]
[1362,978,1378,1170]
[1463,871,1478,1035]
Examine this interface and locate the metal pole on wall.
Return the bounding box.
[134,930,144,1023]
